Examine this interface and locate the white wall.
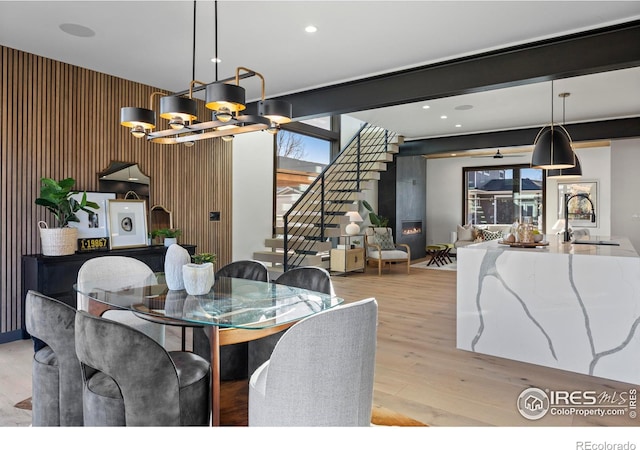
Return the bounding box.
[425,145,615,246]
[232,132,274,260]
[611,138,640,252]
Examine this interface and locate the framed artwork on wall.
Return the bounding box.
[557,181,598,228]
[68,192,116,239]
[107,199,148,249]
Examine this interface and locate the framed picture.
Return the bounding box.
[557,181,598,228]
[68,192,116,239]
[107,199,148,249]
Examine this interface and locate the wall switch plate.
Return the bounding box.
[209,211,220,221]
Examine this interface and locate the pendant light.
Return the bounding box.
[119,0,292,145]
[531,81,576,169]
[547,92,582,179]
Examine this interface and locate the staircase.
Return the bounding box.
[253,123,402,278]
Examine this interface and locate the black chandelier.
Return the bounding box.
[119,1,291,145]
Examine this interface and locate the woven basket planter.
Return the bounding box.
[38,221,78,256]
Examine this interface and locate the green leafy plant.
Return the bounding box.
[192,252,216,265]
[155,228,182,238]
[362,200,389,227]
[35,177,99,227]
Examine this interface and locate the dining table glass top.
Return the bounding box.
[74,273,344,329]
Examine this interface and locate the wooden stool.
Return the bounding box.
[426,245,446,267]
[437,243,454,265]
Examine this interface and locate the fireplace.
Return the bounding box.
[402,220,423,236]
[398,220,425,258]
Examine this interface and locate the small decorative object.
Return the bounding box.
[517,217,534,243]
[183,262,215,295]
[35,177,99,256]
[182,252,216,295]
[504,233,516,244]
[155,228,182,247]
[165,244,191,290]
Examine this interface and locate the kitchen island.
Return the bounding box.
[457,234,640,384]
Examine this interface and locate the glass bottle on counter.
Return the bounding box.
[517,217,534,243]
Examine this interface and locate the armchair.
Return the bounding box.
[364,227,411,275]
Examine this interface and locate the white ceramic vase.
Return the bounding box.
[164,237,177,247]
[183,263,215,296]
[164,244,191,290]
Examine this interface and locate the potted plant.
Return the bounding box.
[155,228,182,247]
[183,252,217,295]
[362,200,389,227]
[35,177,99,256]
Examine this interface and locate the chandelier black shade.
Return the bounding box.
[258,100,293,124]
[159,96,198,126]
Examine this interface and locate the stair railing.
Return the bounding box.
[282,123,398,271]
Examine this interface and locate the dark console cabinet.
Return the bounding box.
[21,245,195,338]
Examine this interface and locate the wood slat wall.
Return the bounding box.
[0,45,233,337]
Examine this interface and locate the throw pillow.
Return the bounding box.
[371,231,396,250]
[481,229,503,241]
[457,224,473,241]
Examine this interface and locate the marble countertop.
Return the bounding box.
[465,234,639,258]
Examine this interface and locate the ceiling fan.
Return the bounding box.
[471,149,527,159]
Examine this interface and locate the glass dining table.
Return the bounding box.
[74,273,344,426]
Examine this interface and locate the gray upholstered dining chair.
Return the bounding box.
[74,310,211,426]
[76,256,165,346]
[248,266,334,375]
[192,259,269,380]
[25,290,84,426]
[249,297,378,426]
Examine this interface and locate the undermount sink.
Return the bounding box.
[572,240,620,246]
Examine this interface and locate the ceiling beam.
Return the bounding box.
[397,117,640,157]
[262,20,640,121]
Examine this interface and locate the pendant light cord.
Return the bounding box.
[214,0,218,82]
[192,1,196,82]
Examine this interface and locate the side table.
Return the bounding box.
[331,235,365,275]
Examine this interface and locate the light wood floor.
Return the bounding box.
[1,260,637,426]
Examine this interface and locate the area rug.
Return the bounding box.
[14,395,426,426]
[14,397,31,410]
[411,261,457,271]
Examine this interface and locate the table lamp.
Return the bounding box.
[345,211,363,235]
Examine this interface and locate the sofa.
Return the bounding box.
[453,223,513,248]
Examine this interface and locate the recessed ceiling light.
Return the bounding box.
[455,104,474,111]
[211,57,222,63]
[59,23,95,38]
[422,105,430,110]
[451,153,457,156]
[440,115,447,119]
[305,25,318,33]
[455,124,462,128]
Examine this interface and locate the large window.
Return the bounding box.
[275,130,331,227]
[464,165,544,228]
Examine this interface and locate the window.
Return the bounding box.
[463,165,544,228]
[275,130,331,227]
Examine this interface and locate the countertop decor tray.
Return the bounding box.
[498,241,549,248]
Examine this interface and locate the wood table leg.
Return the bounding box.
[209,326,220,426]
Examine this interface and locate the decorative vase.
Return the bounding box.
[164,237,177,247]
[164,244,191,290]
[38,221,78,256]
[182,263,215,296]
